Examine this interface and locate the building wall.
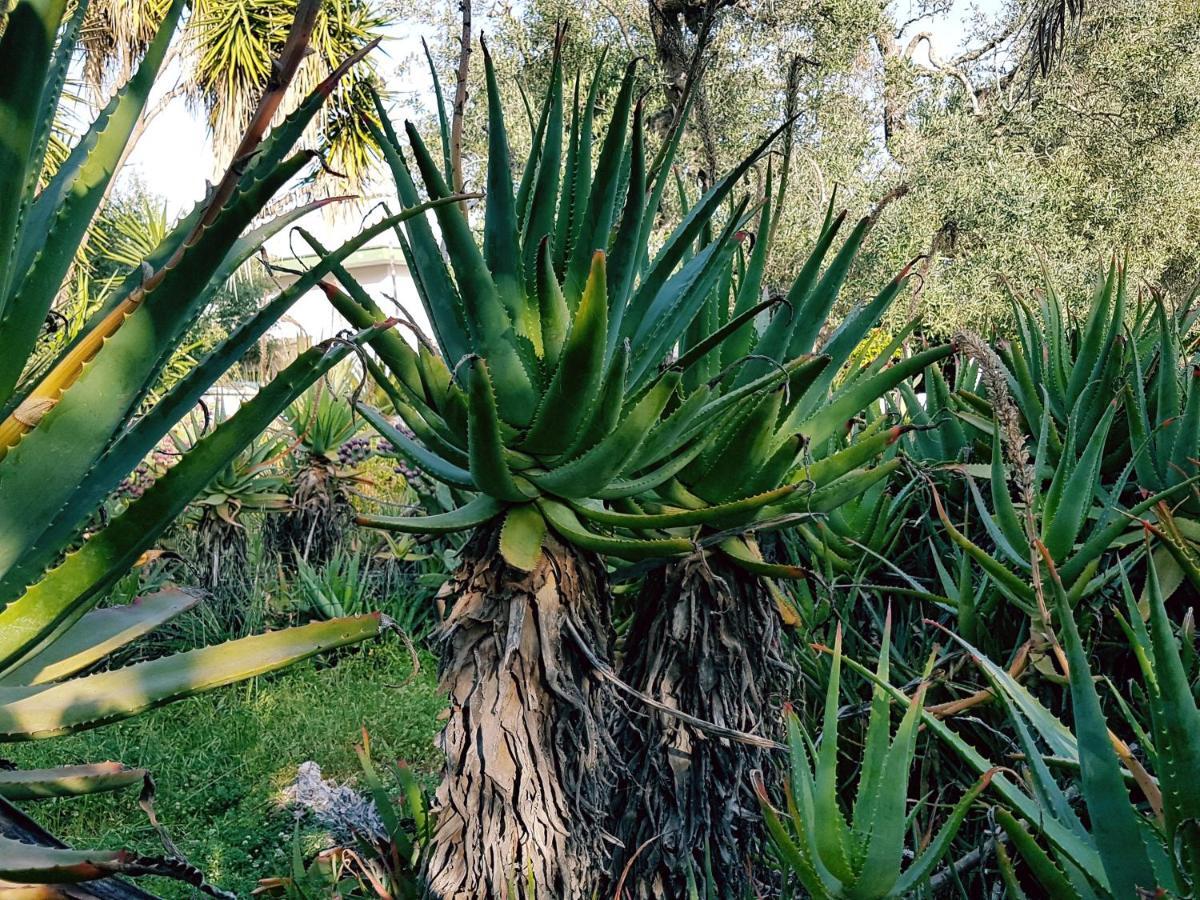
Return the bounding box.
[270,255,431,346]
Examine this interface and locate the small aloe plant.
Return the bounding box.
[756,617,993,899]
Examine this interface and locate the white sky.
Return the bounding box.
[123,1,1005,225]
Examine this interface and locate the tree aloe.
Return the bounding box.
[329,33,808,898]
[608,182,951,896]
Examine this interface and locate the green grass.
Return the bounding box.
[3,640,446,897]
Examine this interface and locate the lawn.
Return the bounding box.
[3,641,445,897]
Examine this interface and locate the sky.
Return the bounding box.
[122,1,1005,229]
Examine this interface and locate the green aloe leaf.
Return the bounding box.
[358,495,503,535]
[499,503,548,572]
[530,373,679,498]
[0,616,381,740]
[466,358,536,502]
[1039,544,1157,896]
[0,762,146,801]
[0,589,199,687]
[0,338,358,673]
[521,251,608,455]
[538,500,692,561]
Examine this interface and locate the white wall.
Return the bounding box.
[269,249,431,347]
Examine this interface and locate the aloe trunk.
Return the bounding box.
[267,454,352,565]
[423,525,619,899]
[194,509,249,593]
[610,556,791,897]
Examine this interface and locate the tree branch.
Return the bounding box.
[450,0,472,197]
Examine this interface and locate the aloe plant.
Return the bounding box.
[179,431,291,593]
[757,618,992,898]
[834,541,1199,898]
[0,1,467,888]
[318,29,818,896]
[971,549,1199,898]
[911,264,1200,624]
[608,182,951,896]
[267,372,365,564]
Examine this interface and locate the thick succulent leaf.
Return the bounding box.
[775,461,900,519]
[562,61,637,304]
[421,38,454,183]
[366,99,469,364]
[1065,261,1117,405]
[357,402,474,489]
[2,197,207,425]
[0,151,310,555]
[931,489,1036,614]
[833,651,1108,887]
[466,358,535,502]
[499,504,548,572]
[1039,545,1157,896]
[735,212,848,387]
[0,206,432,607]
[595,439,708,500]
[0,340,356,673]
[0,589,199,687]
[988,428,1030,561]
[512,59,549,230]
[0,616,381,740]
[536,237,571,367]
[0,0,185,403]
[530,373,678,498]
[605,100,647,355]
[480,38,526,330]
[0,835,128,884]
[756,769,834,895]
[851,613,894,844]
[1041,400,1117,562]
[0,763,146,801]
[690,390,784,502]
[1059,476,1200,587]
[357,495,503,535]
[811,627,857,883]
[791,345,953,450]
[849,683,927,897]
[1143,552,1200,868]
[718,537,806,579]
[0,0,69,311]
[519,52,563,292]
[993,809,1082,900]
[623,119,789,344]
[628,201,749,389]
[672,297,777,380]
[564,341,629,458]
[537,500,692,560]
[364,362,470,466]
[795,424,908,491]
[721,174,774,373]
[1170,365,1200,490]
[521,251,608,455]
[570,484,798,530]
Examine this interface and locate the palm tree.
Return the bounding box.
[78,0,394,185]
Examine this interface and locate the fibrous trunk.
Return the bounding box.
[266,459,350,566]
[423,524,618,900]
[194,510,248,595]
[609,554,791,898]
